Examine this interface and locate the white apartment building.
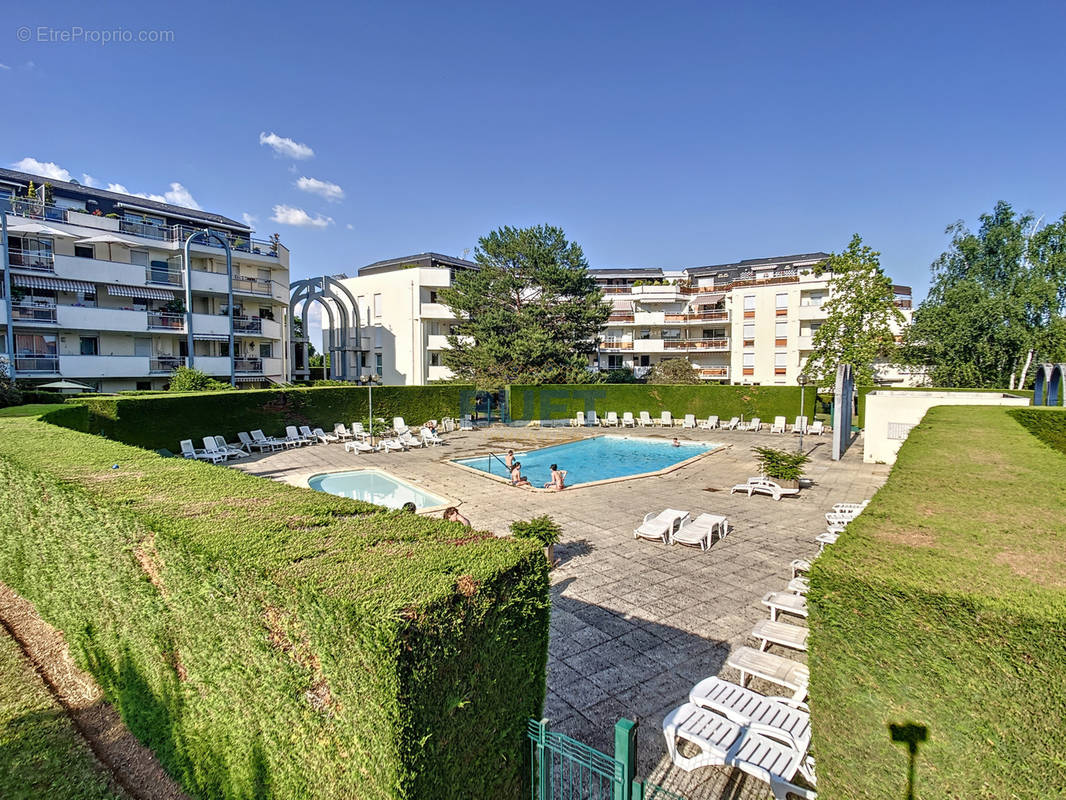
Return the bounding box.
[0,167,290,392]
[322,250,914,387]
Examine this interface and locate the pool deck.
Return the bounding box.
[233,423,889,799]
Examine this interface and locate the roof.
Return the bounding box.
[357,252,479,276]
[685,252,830,276]
[0,166,249,231]
[589,267,665,278]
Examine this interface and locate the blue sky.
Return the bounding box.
[4,0,1066,304]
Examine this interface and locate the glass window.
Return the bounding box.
[776,292,788,309]
[775,321,788,338]
[429,352,440,366]
[662,328,681,340]
[16,333,57,355]
[743,323,755,340]
[259,343,273,359]
[375,353,383,377]
[74,245,95,259]
[775,352,788,368]
[79,336,99,356]
[742,352,755,368]
[373,294,382,317]
[743,295,756,311]
[130,250,149,266]
[257,268,271,283]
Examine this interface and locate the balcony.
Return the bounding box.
[663,337,730,352]
[797,303,826,321]
[420,302,455,319]
[8,248,55,272]
[150,356,187,374]
[232,276,274,297]
[147,311,186,331]
[58,306,150,333]
[11,304,58,324]
[629,285,685,303]
[191,312,231,336]
[146,263,184,286]
[233,316,263,335]
[14,355,59,373]
[607,313,635,323]
[600,339,634,351]
[426,333,450,350]
[698,366,730,380]
[664,310,730,323]
[234,357,263,374]
[58,355,151,378]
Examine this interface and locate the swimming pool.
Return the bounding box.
[307,469,448,510]
[453,435,717,488]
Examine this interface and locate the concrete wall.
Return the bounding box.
[863,391,1031,464]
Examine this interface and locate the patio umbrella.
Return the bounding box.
[36,379,93,393]
[7,222,76,237]
[74,233,143,261]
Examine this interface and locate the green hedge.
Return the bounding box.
[506,384,816,424]
[809,406,1066,797]
[1008,407,1066,455]
[0,411,548,799]
[71,385,473,451]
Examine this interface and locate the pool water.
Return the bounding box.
[454,435,716,487]
[308,469,447,510]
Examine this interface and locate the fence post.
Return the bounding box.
[535,718,549,800]
[613,717,638,800]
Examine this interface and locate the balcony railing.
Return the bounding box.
[894,298,912,309]
[11,304,58,323]
[146,264,184,286]
[233,316,263,334]
[663,338,730,350]
[150,356,187,373]
[234,357,263,373]
[147,311,186,330]
[8,248,55,272]
[664,310,729,323]
[699,367,730,379]
[14,356,59,372]
[607,313,635,323]
[232,276,274,296]
[600,340,634,351]
[8,198,67,222]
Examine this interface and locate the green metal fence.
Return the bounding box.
[528,717,686,800]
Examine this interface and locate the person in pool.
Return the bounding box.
[504,449,515,468]
[443,506,471,527]
[671,437,681,447]
[544,463,567,490]
[400,501,417,513]
[510,461,531,487]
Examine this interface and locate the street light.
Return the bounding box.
[797,374,809,453]
[359,373,381,444]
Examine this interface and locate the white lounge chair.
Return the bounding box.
[298,425,322,444]
[252,429,290,450]
[570,411,586,427]
[816,531,839,551]
[808,420,824,436]
[285,426,311,446]
[671,513,728,550]
[743,417,762,432]
[392,417,409,435]
[762,591,808,621]
[730,478,799,501]
[587,410,599,427]
[699,416,719,430]
[459,415,474,431]
[621,412,636,428]
[657,411,673,427]
[381,437,407,453]
[832,501,868,513]
[213,435,247,458]
[421,428,444,446]
[603,411,620,427]
[688,676,812,755]
[637,411,652,427]
[770,416,787,434]
[634,509,689,544]
[726,646,810,705]
[202,436,234,462]
[333,423,355,441]
[791,559,811,578]
[825,512,853,532]
[662,703,816,800]
[751,620,809,653]
[344,439,379,453]
[792,416,808,435]
[682,414,696,429]
[398,431,425,448]
[786,577,809,595]
[350,422,371,442]
[239,431,275,453]
[180,439,222,463]
[723,416,740,430]
[440,417,455,433]
[312,427,341,444]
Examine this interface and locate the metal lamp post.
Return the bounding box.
[360,373,381,444]
[183,228,235,387]
[797,374,809,452]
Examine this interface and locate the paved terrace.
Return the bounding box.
[234,425,889,799]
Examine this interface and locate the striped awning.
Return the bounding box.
[611,298,634,311]
[106,285,176,301]
[692,292,725,305]
[12,274,95,293]
[193,333,230,342]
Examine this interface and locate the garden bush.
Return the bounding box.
[506,384,816,424]
[809,406,1066,798]
[69,385,472,451]
[0,409,548,799]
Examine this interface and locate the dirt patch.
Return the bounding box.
[262,604,338,714]
[133,536,167,598]
[456,575,478,597]
[0,582,190,800]
[994,551,1065,589]
[871,526,937,548]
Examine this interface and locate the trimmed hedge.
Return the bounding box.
[809,406,1066,797]
[0,410,548,799]
[71,385,473,451]
[1009,407,1066,455]
[506,384,816,424]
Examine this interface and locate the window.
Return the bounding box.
[124,211,166,227]
[743,323,755,346]
[607,355,623,369]
[742,352,754,376]
[375,353,383,377]
[134,338,151,357]
[374,327,383,348]
[638,355,650,367]
[662,328,681,341]
[79,336,99,356]
[775,320,788,346]
[743,295,756,310]
[775,352,787,375]
[639,329,652,340]
[775,292,788,315]
[429,290,438,303]
[809,321,822,334]
[75,290,96,307]
[74,245,95,259]
[373,294,382,318]
[257,268,271,283]
[136,381,152,391]
[16,333,57,355]
[429,352,440,367]
[130,249,149,267]
[259,343,272,359]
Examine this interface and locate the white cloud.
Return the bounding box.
[242,212,258,228]
[81,173,98,187]
[295,176,345,202]
[107,182,130,194]
[106,180,202,210]
[346,223,354,230]
[12,157,72,182]
[259,131,314,160]
[0,64,10,71]
[270,204,333,228]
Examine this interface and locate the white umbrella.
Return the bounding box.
[7,222,76,237]
[75,233,143,261]
[36,379,93,393]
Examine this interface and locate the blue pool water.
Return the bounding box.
[308,469,447,510]
[454,436,716,487]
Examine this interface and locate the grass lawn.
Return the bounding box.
[0,404,67,418]
[809,406,1066,798]
[0,629,122,799]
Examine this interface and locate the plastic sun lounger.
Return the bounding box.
[333,423,355,441]
[682,414,696,428]
[621,412,636,427]
[180,439,221,463]
[730,478,799,501]
[816,531,839,551]
[723,416,741,430]
[381,437,407,453]
[285,426,311,446]
[345,439,379,453]
[252,429,290,450]
[604,411,620,427]
[459,415,474,431]
[671,513,728,550]
[298,425,322,445]
[239,431,275,453]
[808,421,824,436]
[770,416,787,434]
[634,509,689,544]
[699,415,719,430]
[792,416,808,435]
[688,676,812,755]
[202,436,234,462]
[214,435,248,458]
[726,646,810,704]
[744,417,762,432]
[662,703,816,800]
[570,411,586,427]
[791,559,811,578]
[762,591,808,622]
[657,411,673,427]
[751,620,809,653]
[786,577,809,595]
[398,431,425,448]
[421,428,444,446]
[637,411,653,427]
[312,427,341,444]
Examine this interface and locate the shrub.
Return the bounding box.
[648,359,701,384]
[809,406,1066,797]
[510,515,562,547]
[751,446,809,481]
[0,360,22,408]
[167,366,233,393]
[0,410,549,799]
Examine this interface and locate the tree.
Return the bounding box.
[801,234,904,388]
[439,225,610,388]
[648,358,701,384]
[903,202,1066,387]
[599,367,643,384]
[0,358,22,408]
[168,366,233,392]
[292,316,318,359]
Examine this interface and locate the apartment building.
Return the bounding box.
[325,253,476,385]
[321,250,915,387]
[0,167,290,392]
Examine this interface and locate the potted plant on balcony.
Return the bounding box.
[510,514,562,566]
[751,446,810,491]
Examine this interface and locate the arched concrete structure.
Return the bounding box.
[1033,364,1051,405]
[289,276,364,382]
[831,363,855,461]
[1049,363,1066,407]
